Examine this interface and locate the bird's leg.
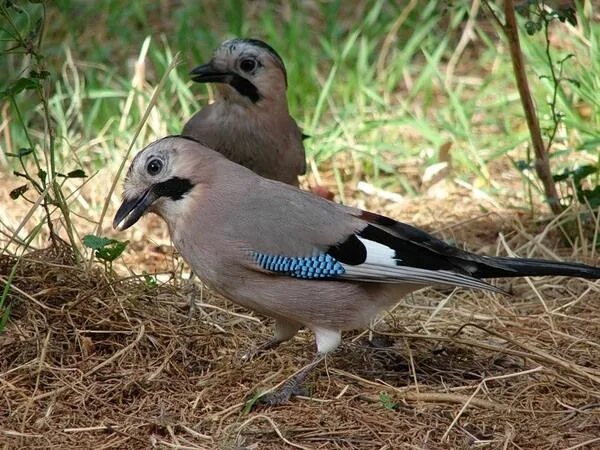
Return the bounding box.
[258,353,325,406]
[184,272,201,320]
[241,336,282,362]
[241,318,301,362]
[254,327,341,404]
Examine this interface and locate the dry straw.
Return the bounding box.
[1,195,599,448]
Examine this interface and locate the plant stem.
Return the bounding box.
[541,9,561,153]
[502,0,563,214]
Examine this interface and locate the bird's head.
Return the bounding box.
[113,136,207,231]
[190,38,288,105]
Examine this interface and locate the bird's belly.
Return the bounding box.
[213,274,419,331]
[172,230,419,331]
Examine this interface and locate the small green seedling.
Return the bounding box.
[142,271,158,288]
[83,234,128,273]
[379,392,399,411]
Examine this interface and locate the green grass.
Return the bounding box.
[1,0,599,250]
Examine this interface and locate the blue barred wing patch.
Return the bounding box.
[252,252,345,279]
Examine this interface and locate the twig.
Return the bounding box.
[502,0,562,214]
[359,391,508,412]
[454,323,600,383]
[236,414,312,450]
[565,437,600,450]
[442,366,544,440]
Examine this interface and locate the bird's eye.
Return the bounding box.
[146,158,163,176]
[240,58,256,73]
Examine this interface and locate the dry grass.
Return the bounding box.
[1,189,600,449]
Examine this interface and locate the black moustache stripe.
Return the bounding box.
[153,177,193,200]
[229,74,261,103]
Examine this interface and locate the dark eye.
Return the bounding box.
[240,58,256,72]
[146,158,163,176]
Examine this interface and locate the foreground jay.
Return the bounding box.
[114,136,600,405]
[182,38,306,186]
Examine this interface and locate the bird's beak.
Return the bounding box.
[113,188,157,231]
[189,62,232,84]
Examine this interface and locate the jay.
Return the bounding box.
[182,38,306,187]
[114,136,600,405]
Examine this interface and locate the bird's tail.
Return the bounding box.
[472,256,600,280]
[357,210,600,283]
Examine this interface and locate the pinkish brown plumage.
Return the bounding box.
[183,38,306,186]
[114,136,600,404]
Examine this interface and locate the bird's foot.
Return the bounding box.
[258,381,308,406]
[183,275,201,321]
[241,338,282,362]
[256,354,324,406]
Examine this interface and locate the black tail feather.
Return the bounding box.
[357,210,600,281]
[473,256,600,280]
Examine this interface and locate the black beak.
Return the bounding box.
[113,189,157,231]
[189,62,232,84]
[190,61,261,103]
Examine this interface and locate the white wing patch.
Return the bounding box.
[357,236,399,265]
[340,235,506,295]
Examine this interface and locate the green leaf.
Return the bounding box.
[578,186,600,209]
[553,165,598,183]
[19,147,34,157]
[553,171,569,182]
[572,165,598,184]
[516,160,532,172]
[5,148,34,158]
[525,21,540,36]
[0,303,11,333]
[83,235,129,263]
[9,184,29,200]
[96,240,129,263]
[142,271,158,288]
[8,77,40,96]
[66,169,87,178]
[379,392,398,411]
[83,234,113,250]
[30,70,50,79]
[56,169,87,179]
[579,139,600,151]
[242,391,264,415]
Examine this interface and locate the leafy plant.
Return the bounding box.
[553,164,600,208]
[83,235,129,273]
[482,0,597,214]
[517,1,599,210]
[1,2,87,258]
